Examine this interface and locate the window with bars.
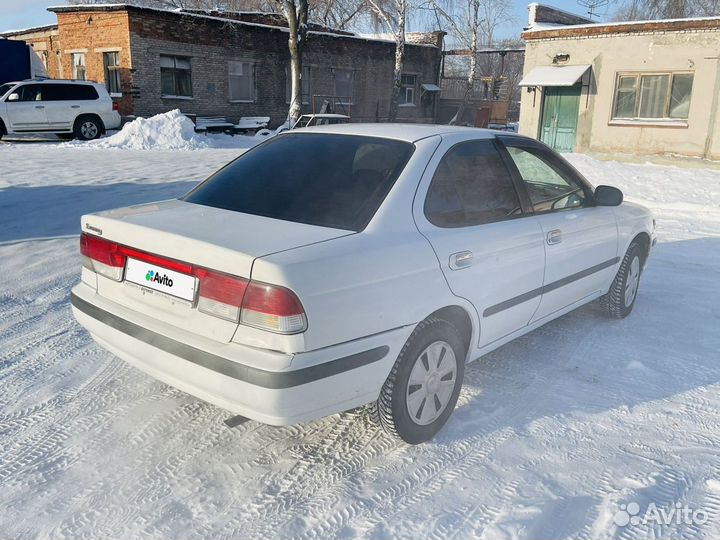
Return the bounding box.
[334,69,354,104]
[400,74,416,105]
[612,72,693,121]
[160,55,192,98]
[229,61,255,102]
[103,51,121,95]
[71,53,86,80]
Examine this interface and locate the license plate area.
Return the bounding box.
[124,257,196,302]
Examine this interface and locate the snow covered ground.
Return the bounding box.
[1,140,719,540]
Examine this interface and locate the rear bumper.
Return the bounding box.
[71,283,409,425]
[102,111,122,131]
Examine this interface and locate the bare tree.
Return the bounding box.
[270,0,309,122]
[427,0,514,123]
[366,0,409,121]
[311,0,366,29]
[613,0,720,19]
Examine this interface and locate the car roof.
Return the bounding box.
[17,79,99,85]
[302,113,351,119]
[292,123,511,143]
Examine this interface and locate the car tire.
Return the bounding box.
[600,240,643,319]
[74,115,103,141]
[370,317,465,444]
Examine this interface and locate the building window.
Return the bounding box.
[400,74,416,105]
[286,65,311,105]
[103,52,121,96]
[334,68,353,103]
[71,53,86,80]
[228,61,255,102]
[160,55,192,98]
[612,72,693,121]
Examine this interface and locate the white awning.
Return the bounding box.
[519,65,591,87]
[421,83,441,92]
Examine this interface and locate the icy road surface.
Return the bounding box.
[1,143,719,540]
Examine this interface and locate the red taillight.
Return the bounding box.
[241,281,306,333]
[121,246,192,274]
[112,102,119,111]
[80,233,124,267]
[80,232,125,281]
[79,233,306,333]
[196,268,249,322]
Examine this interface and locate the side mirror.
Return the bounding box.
[6,93,19,102]
[594,185,623,206]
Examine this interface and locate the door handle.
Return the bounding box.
[547,229,563,245]
[35,105,45,109]
[449,251,473,270]
[71,105,81,108]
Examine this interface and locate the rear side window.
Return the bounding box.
[425,140,522,228]
[183,133,414,231]
[42,84,99,101]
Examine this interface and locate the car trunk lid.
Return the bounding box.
[82,199,353,342]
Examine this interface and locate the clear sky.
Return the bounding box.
[0,0,613,38]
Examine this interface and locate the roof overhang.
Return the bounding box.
[421,83,441,92]
[519,64,591,87]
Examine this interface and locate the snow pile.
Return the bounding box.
[87,109,210,150]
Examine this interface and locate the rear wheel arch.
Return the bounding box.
[425,305,474,361]
[74,114,105,139]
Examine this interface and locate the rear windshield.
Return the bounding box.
[183,133,414,231]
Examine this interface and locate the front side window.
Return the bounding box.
[0,83,17,99]
[504,144,588,213]
[334,68,354,104]
[286,65,311,104]
[18,84,43,102]
[425,140,522,228]
[160,55,192,97]
[183,134,414,231]
[71,53,86,80]
[103,51,121,95]
[401,74,416,105]
[612,72,693,120]
[229,61,255,102]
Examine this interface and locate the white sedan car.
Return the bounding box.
[71,124,655,444]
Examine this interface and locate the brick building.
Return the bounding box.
[2,4,445,126]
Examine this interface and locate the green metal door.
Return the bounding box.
[540,86,581,153]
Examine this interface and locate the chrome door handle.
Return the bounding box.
[547,229,562,245]
[35,105,45,109]
[449,250,473,270]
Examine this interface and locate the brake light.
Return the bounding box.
[112,101,119,111]
[241,281,307,333]
[79,233,307,333]
[196,268,248,322]
[80,233,125,281]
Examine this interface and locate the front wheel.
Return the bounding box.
[371,317,465,444]
[600,241,644,319]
